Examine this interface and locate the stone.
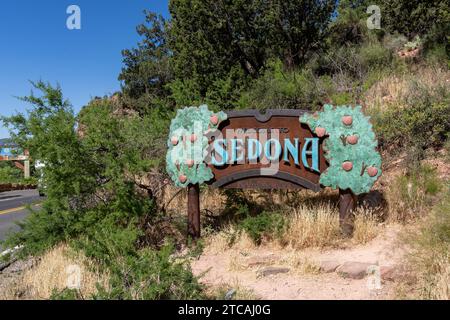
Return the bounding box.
[319,260,341,273]
[380,265,398,281]
[245,254,278,267]
[257,267,290,277]
[337,262,373,279]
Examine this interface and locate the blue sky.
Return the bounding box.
[0,1,169,138]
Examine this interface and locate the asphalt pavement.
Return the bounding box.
[0,189,43,245]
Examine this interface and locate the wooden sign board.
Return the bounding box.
[207,110,328,191]
[166,105,382,240]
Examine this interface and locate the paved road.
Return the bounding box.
[0,190,43,244]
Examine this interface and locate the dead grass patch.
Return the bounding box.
[1,244,109,300]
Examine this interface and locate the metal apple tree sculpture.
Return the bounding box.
[301,104,382,195]
[166,105,227,187]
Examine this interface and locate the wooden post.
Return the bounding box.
[187,184,201,240]
[24,160,30,179]
[339,189,356,236]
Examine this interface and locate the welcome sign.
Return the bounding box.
[166,105,382,238]
[207,110,327,191]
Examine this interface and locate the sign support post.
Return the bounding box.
[187,183,201,240]
[339,189,357,236]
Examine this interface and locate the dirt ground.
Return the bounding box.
[191,224,406,300]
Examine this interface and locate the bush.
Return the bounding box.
[0,162,24,184]
[240,211,286,245]
[371,67,450,162]
[95,243,204,300]
[386,165,442,222]
[236,60,325,111]
[1,82,203,300]
[400,191,450,299]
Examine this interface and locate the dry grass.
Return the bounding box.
[1,244,109,300]
[278,250,321,275]
[283,204,341,249]
[204,203,380,254]
[365,66,450,112]
[206,277,259,300]
[352,207,380,244]
[395,192,450,300]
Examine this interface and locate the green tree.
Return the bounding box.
[119,11,173,114]
[378,0,450,39]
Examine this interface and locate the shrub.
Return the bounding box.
[240,211,286,245]
[236,60,325,111]
[400,191,450,299]
[95,243,204,300]
[386,165,442,222]
[0,163,24,184]
[370,67,450,162]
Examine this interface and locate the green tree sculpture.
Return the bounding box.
[301,104,382,195]
[166,105,227,187]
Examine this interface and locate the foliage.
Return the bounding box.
[386,165,442,222]
[401,190,450,299]
[0,162,25,184]
[240,211,286,245]
[119,11,173,112]
[94,243,204,300]
[378,0,450,39]
[373,94,450,163]
[119,0,337,111]
[1,83,203,300]
[237,60,326,110]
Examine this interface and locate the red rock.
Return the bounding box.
[342,161,353,171]
[315,127,326,138]
[347,135,358,145]
[319,260,341,273]
[337,262,373,279]
[190,134,197,143]
[185,159,195,168]
[380,265,399,281]
[210,115,219,125]
[342,116,353,126]
[179,175,187,183]
[367,167,378,177]
[171,136,179,146]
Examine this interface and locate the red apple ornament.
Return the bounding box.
[342,116,353,126]
[315,127,326,138]
[347,135,358,145]
[171,136,179,146]
[210,115,219,125]
[342,161,353,171]
[179,175,187,183]
[186,159,194,168]
[367,167,378,177]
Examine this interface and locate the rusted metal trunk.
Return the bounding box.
[187,184,201,240]
[339,189,357,236]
